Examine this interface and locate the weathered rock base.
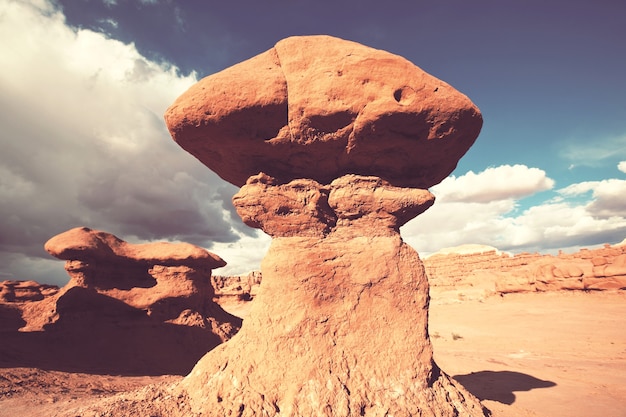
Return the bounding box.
[174,174,489,416]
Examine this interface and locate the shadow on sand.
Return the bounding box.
[453,370,557,405]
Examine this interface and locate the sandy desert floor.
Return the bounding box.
[0,290,624,417]
[430,290,626,417]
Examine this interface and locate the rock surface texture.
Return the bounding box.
[164,35,482,189]
[160,35,487,417]
[0,227,240,375]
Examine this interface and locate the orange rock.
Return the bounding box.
[591,256,608,266]
[165,35,482,189]
[45,226,225,268]
[594,253,626,278]
[0,280,58,303]
[232,173,434,238]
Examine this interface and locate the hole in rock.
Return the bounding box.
[393,88,403,102]
[393,86,417,105]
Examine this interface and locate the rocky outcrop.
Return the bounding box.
[212,270,262,303]
[0,227,240,375]
[424,242,626,298]
[164,35,482,189]
[43,227,230,325]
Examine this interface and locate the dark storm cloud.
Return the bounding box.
[0,1,244,284]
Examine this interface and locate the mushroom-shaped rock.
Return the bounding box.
[165,35,482,189]
[16,227,242,375]
[44,227,227,308]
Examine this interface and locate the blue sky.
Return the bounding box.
[1,0,625,286]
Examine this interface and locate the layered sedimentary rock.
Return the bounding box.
[0,227,240,375]
[159,35,488,416]
[43,227,231,325]
[165,35,482,189]
[424,242,626,298]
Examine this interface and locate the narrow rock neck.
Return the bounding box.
[232,173,435,238]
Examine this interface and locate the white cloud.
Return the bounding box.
[98,17,119,30]
[562,133,626,168]
[618,161,626,174]
[559,179,626,219]
[432,164,554,203]
[401,165,626,256]
[0,0,261,285]
[210,233,272,277]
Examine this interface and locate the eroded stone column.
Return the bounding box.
[178,174,488,416]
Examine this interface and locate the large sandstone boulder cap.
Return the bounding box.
[165,35,482,189]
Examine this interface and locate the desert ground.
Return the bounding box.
[1,289,624,417]
[429,290,626,417]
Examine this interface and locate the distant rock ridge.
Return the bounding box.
[0,280,59,303]
[211,240,626,307]
[211,270,262,303]
[427,243,507,257]
[424,241,626,298]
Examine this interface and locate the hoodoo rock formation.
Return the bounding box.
[0,227,240,375]
[158,35,488,416]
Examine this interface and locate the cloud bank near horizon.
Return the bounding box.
[401,163,626,255]
[1,1,625,286]
[0,0,263,284]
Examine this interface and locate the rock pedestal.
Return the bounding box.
[177,175,488,416]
